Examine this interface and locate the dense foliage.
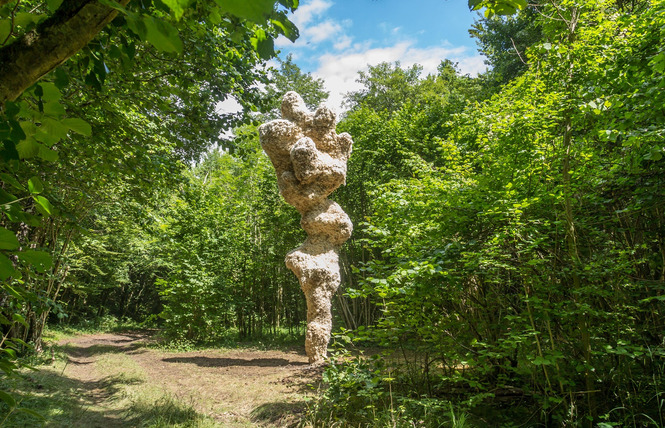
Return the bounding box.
[0,0,298,417]
[316,0,665,426]
[57,58,330,341]
[2,0,664,425]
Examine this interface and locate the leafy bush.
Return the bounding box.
[305,343,471,427]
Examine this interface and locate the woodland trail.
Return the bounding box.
[30,331,321,427]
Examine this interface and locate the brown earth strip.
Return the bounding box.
[52,331,321,427]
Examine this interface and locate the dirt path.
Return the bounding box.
[50,331,320,427]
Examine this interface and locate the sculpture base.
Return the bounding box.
[286,245,340,364]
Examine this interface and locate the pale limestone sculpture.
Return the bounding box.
[258,92,353,364]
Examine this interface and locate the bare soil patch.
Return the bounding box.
[53,331,321,427]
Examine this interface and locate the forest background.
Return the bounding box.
[1,0,664,426]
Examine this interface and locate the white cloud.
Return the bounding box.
[276,0,350,49]
[291,0,332,27]
[333,34,352,51]
[456,55,487,76]
[270,0,487,117]
[313,41,487,114]
[303,19,343,44]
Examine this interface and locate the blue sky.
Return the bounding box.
[274,0,486,112]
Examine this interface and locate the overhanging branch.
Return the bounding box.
[0,0,130,105]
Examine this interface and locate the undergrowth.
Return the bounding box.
[153,326,306,353]
[0,343,217,427]
[47,316,305,353]
[301,344,473,428]
[46,315,154,337]
[302,337,665,428]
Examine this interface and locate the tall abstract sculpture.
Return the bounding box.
[258,92,353,364]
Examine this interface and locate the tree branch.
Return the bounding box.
[0,0,130,105]
[1,0,21,47]
[511,37,527,65]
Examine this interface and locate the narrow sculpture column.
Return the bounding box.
[258,92,353,364]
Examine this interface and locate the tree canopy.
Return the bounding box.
[3,0,664,426]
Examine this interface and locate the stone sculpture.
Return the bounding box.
[258,92,353,364]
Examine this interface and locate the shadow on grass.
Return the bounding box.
[59,343,149,361]
[279,365,325,394]
[1,369,131,427]
[162,355,309,368]
[251,400,307,427]
[55,332,155,362]
[0,365,211,427]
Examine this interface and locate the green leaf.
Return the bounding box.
[0,122,9,140]
[12,314,28,328]
[126,13,148,39]
[251,29,274,59]
[639,295,665,304]
[471,0,522,15]
[97,0,128,13]
[531,356,552,365]
[143,16,183,53]
[17,250,52,273]
[19,121,37,138]
[33,195,54,216]
[0,173,25,191]
[38,145,59,162]
[0,20,10,42]
[0,313,11,325]
[84,71,102,91]
[4,102,19,120]
[54,67,69,90]
[108,45,123,60]
[0,188,18,204]
[1,282,22,299]
[16,137,40,159]
[257,37,274,59]
[650,52,665,74]
[0,140,20,162]
[0,390,16,408]
[35,129,61,146]
[46,0,64,12]
[208,7,222,24]
[277,0,298,11]
[214,0,275,23]
[161,0,189,20]
[17,408,45,421]
[42,117,70,140]
[2,348,18,359]
[0,360,17,375]
[8,338,29,350]
[9,120,26,142]
[62,118,92,136]
[271,13,299,42]
[28,176,43,194]
[39,82,62,102]
[468,0,483,9]
[14,12,43,29]
[0,227,20,250]
[43,101,67,117]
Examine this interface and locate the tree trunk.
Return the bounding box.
[0,0,129,105]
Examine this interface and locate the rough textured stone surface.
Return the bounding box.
[258,92,353,364]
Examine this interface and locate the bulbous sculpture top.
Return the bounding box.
[258,92,353,214]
